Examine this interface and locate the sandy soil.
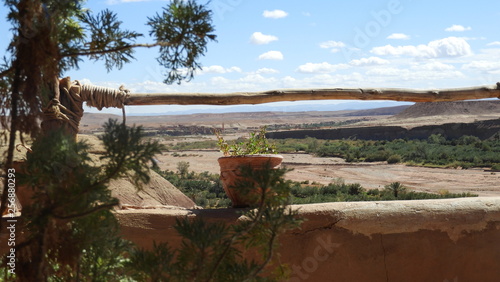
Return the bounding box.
[154,150,500,197]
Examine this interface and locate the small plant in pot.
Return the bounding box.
[215,127,283,208]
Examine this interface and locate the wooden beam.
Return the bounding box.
[124,83,500,106]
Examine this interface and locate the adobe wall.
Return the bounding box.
[116,197,500,282]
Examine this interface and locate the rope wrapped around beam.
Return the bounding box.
[80,83,129,110]
[42,78,130,136]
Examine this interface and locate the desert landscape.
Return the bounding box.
[80,100,500,198]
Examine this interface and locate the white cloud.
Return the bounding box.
[371,44,434,57]
[371,37,472,58]
[366,67,465,81]
[411,61,455,71]
[240,74,278,84]
[199,65,242,74]
[459,36,486,41]
[285,73,365,88]
[205,74,281,92]
[462,61,500,72]
[210,76,231,85]
[428,37,473,57]
[255,68,280,74]
[250,32,278,45]
[349,57,390,66]
[282,76,296,84]
[445,25,472,32]
[319,41,346,53]
[263,9,288,19]
[320,41,346,48]
[296,62,350,74]
[203,65,226,74]
[121,80,175,94]
[387,33,410,40]
[228,66,243,73]
[258,51,284,60]
[366,67,406,77]
[487,41,500,47]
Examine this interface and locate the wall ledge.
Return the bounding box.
[289,197,500,241]
[116,196,500,243]
[113,197,500,281]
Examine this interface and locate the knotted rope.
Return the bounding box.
[80,82,129,124]
[80,83,129,111]
[43,78,130,135]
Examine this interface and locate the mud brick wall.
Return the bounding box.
[116,197,500,282]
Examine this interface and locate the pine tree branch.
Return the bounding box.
[0,66,13,78]
[204,182,269,282]
[60,42,174,58]
[241,189,282,281]
[244,232,278,282]
[90,155,128,190]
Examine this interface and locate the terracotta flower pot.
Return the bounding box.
[218,154,283,208]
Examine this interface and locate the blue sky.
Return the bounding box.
[3,0,500,115]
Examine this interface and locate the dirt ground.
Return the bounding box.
[154,150,500,197]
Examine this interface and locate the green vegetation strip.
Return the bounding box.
[164,134,500,169]
[279,134,500,169]
[156,163,477,209]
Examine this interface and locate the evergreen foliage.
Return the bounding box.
[0,1,219,280]
[9,120,162,281]
[0,1,308,281]
[129,167,301,281]
[148,0,217,84]
[77,8,143,71]
[0,0,216,218]
[4,121,305,281]
[1,0,216,135]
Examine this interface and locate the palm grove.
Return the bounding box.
[0,1,300,281]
